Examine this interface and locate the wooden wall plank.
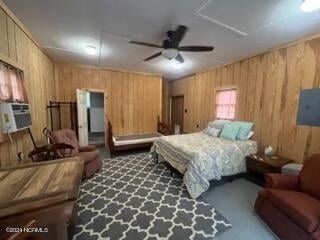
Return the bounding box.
[0,8,8,56]
[161,79,169,124]
[184,76,195,133]
[237,60,248,120]
[6,15,16,61]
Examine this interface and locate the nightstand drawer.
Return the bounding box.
[246,154,293,186]
[246,158,272,174]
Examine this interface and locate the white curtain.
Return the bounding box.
[216,89,236,119]
[0,62,27,102]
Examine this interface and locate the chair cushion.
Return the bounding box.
[80,150,100,164]
[265,189,320,233]
[52,129,79,154]
[299,154,320,200]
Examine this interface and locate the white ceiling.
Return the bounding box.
[4,0,320,80]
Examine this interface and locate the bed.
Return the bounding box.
[108,117,171,156]
[151,132,257,198]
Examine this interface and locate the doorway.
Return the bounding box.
[87,91,105,145]
[170,96,184,134]
[77,89,106,147]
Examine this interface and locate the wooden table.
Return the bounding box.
[246,153,293,186]
[0,156,84,240]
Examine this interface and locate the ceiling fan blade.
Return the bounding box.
[178,46,214,52]
[144,52,162,61]
[171,25,188,47]
[130,41,162,48]
[175,54,184,64]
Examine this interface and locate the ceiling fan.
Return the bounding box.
[129,25,214,64]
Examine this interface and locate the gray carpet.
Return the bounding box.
[73,153,231,240]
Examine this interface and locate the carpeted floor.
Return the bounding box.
[73,153,232,240]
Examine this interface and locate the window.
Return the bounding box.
[215,88,237,120]
[0,61,27,102]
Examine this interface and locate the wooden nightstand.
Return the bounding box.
[246,153,293,186]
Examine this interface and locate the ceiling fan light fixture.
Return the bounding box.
[85,45,97,55]
[300,0,320,12]
[162,49,178,60]
[172,60,183,70]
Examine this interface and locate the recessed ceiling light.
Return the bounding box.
[85,45,97,55]
[300,0,320,12]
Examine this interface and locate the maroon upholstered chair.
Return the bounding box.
[51,129,102,178]
[255,154,320,240]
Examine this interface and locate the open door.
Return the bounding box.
[77,89,89,146]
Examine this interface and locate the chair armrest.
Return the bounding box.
[79,145,96,152]
[265,174,299,190]
[28,143,74,161]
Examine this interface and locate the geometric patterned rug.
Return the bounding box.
[73,153,232,240]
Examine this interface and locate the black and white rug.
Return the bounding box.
[73,153,231,240]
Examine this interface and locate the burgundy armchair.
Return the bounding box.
[51,129,102,178]
[255,154,320,240]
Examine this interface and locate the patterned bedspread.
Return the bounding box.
[151,132,257,198]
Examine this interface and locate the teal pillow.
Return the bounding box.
[220,123,241,141]
[234,121,254,140]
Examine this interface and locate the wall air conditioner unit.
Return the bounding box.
[0,103,32,134]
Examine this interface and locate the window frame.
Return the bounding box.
[214,86,238,120]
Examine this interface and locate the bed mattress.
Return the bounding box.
[151,132,257,198]
[113,132,163,146]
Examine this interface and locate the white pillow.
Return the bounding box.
[208,120,232,130]
[206,127,221,137]
[246,131,254,140]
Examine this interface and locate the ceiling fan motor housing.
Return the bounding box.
[167,30,174,38]
[162,39,174,49]
[162,48,178,60]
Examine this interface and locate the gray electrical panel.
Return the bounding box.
[297,88,320,126]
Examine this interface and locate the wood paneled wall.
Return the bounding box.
[54,64,162,135]
[162,79,169,124]
[167,37,320,163]
[0,2,55,167]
